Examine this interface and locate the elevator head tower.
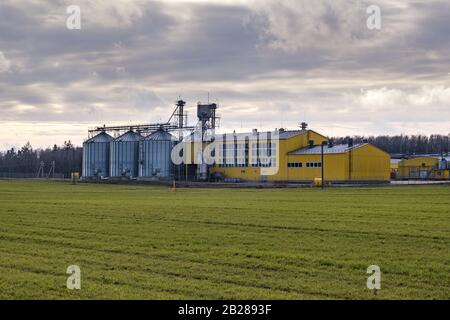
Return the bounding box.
[197,103,219,133]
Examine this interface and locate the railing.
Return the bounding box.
[0,172,65,179]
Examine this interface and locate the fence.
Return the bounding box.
[0,172,65,179]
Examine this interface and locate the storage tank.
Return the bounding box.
[139,129,174,178]
[110,131,142,178]
[82,132,114,178]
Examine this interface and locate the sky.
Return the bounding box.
[0,0,449,149]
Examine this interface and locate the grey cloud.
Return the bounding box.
[0,0,449,148]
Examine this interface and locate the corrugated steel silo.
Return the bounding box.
[82,132,114,178]
[139,129,174,178]
[110,131,142,178]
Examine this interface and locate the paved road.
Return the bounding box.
[391,180,450,185]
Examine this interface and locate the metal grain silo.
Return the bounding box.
[110,131,142,178]
[139,129,174,178]
[82,132,114,178]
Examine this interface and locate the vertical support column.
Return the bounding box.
[321,141,326,189]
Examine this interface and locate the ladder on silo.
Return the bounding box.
[139,140,144,177]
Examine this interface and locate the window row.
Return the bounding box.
[288,162,322,168]
[219,160,277,168]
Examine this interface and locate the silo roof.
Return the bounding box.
[145,130,173,141]
[115,131,142,142]
[85,132,114,143]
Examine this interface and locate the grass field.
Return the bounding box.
[0,180,449,300]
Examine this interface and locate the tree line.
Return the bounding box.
[0,134,449,176]
[331,134,450,155]
[0,141,82,178]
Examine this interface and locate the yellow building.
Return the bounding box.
[431,169,450,180]
[397,157,439,179]
[286,143,390,182]
[390,159,400,171]
[390,159,401,179]
[210,129,390,183]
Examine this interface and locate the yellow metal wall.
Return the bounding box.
[350,145,391,181]
[397,157,438,179]
[284,145,390,182]
[211,167,262,181]
[285,153,348,181]
[269,131,327,181]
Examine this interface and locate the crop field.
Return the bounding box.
[0,180,449,300]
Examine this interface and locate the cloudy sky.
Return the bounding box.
[0,0,449,149]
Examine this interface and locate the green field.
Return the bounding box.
[0,180,449,300]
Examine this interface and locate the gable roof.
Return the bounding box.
[225,130,309,141]
[181,129,326,143]
[278,130,307,140]
[289,143,368,155]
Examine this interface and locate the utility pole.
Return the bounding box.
[47,161,55,179]
[321,141,327,189]
[37,161,44,178]
[72,147,76,176]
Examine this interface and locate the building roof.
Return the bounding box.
[115,131,142,142]
[229,129,310,140]
[289,143,368,155]
[85,132,114,143]
[278,130,307,140]
[182,130,311,143]
[409,155,450,161]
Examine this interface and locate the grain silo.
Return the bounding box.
[139,129,174,178]
[110,131,142,178]
[82,131,114,178]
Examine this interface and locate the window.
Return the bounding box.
[218,142,249,168]
[235,143,248,168]
[305,162,322,168]
[251,141,278,168]
[288,162,303,168]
